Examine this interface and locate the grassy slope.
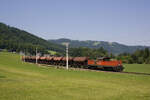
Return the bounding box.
[0,52,150,100]
[48,50,57,55]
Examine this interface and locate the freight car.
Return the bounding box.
[22,56,124,72]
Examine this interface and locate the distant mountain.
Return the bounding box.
[48,38,150,54]
[0,23,65,53]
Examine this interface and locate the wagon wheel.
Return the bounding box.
[112,67,117,72]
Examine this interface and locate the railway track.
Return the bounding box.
[119,71,150,76]
[39,64,150,76]
[86,69,150,76]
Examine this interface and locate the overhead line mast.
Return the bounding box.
[65,43,69,70]
[36,47,38,64]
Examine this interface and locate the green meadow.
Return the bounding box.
[124,64,150,73]
[0,52,150,100]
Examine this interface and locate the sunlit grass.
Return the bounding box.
[124,64,150,73]
[48,50,57,55]
[0,52,150,100]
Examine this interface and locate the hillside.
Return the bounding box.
[0,23,65,53]
[49,38,150,54]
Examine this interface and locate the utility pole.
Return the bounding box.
[36,47,38,64]
[65,43,69,70]
[24,50,25,62]
[20,51,24,62]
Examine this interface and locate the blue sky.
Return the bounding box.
[0,0,150,46]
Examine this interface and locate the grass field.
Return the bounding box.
[124,64,150,73]
[0,52,150,100]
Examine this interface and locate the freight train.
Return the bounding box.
[22,56,124,72]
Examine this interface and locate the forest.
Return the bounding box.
[117,48,150,64]
[0,23,65,55]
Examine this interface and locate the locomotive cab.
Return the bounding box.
[96,57,124,72]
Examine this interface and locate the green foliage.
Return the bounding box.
[145,57,150,64]
[0,22,65,55]
[69,47,108,59]
[117,48,150,64]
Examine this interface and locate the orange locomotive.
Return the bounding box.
[88,57,124,72]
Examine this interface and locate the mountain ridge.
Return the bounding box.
[48,38,150,54]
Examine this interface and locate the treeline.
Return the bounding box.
[117,48,150,64]
[0,40,48,55]
[69,47,108,59]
